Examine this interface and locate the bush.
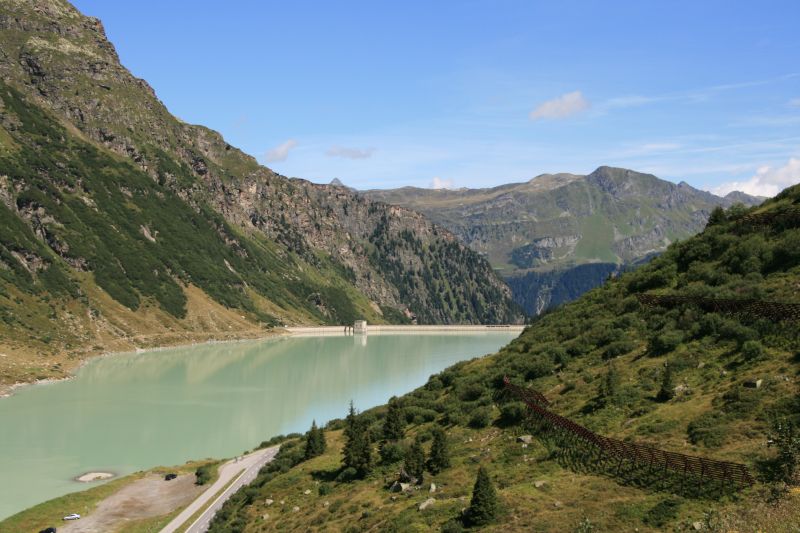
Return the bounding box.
[687,412,727,447]
[335,467,358,482]
[499,401,527,426]
[469,407,492,429]
[603,340,636,359]
[643,498,681,527]
[318,483,332,496]
[741,340,764,361]
[195,464,213,485]
[379,441,405,465]
[649,330,684,355]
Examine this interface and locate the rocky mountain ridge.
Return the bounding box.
[364,167,762,313]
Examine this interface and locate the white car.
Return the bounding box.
[63,513,81,520]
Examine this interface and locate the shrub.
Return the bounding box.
[499,401,527,426]
[603,340,636,359]
[195,464,212,485]
[741,340,764,361]
[318,483,332,496]
[469,407,492,429]
[687,412,727,447]
[643,498,681,527]
[379,441,405,465]
[649,330,684,355]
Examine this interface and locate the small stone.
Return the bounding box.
[697,362,706,369]
[292,506,300,512]
[323,501,330,507]
[517,435,534,444]
[265,498,274,506]
[553,500,562,508]
[418,498,436,511]
[521,443,528,448]
[534,480,547,488]
[280,500,285,505]
[692,522,703,531]
[261,513,269,520]
[391,496,398,501]
[429,483,436,493]
[303,489,311,495]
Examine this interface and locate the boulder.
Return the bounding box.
[743,378,763,389]
[517,435,534,444]
[265,498,274,506]
[303,489,311,495]
[534,480,547,488]
[390,481,412,493]
[692,522,703,530]
[429,483,436,493]
[418,498,436,511]
[292,506,300,512]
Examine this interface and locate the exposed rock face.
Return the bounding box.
[364,166,761,313]
[0,0,521,336]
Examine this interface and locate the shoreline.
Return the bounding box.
[0,324,524,399]
[0,328,287,399]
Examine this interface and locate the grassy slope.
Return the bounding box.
[208,186,800,532]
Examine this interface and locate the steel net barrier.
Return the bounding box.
[503,377,755,489]
[635,294,800,322]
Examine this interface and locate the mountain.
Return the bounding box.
[364,167,763,314]
[207,185,800,532]
[0,0,520,389]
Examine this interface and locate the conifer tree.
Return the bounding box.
[465,466,498,526]
[427,427,451,474]
[342,401,373,477]
[404,436,426,484]
[383,396,405,441]
[599,362,620,406]
[656,362,675,402]
[304,419,326,460]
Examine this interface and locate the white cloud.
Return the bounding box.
[712,157,800,197]
[326,146,376,159]
[789,98,800,107]
[264,139,297,162]
[430,176,454,189]
[529,90,590,120]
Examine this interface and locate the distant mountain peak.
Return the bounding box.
[329,178,346,187]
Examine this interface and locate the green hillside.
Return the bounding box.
[0,0,521,390]
[207,186,800,532]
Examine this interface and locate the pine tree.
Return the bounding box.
[304,419,326,460]
[599,362,620,406]
[404,436,425,484]
[465,466,498,526]
[656,362,675,402]
[342,401,373,478]
[383,397,405,441]
[427,427,451,474]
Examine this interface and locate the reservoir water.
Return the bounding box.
[0,331,516,519]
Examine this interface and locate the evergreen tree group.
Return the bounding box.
[342,401,373,478]
[304,419,326,460]
[404,436,426,483]
[427,427,451,474]
[464,466,498,526]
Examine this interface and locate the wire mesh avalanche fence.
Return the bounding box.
[503,377,755,493]
[635,294,800,322]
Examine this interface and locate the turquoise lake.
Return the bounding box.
[0,331,516,519]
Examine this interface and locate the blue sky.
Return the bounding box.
[72,0,800,194]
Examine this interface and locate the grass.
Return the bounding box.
[0,459,220,533]
[173,465,244,533]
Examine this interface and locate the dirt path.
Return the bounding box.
[60,473,204,533]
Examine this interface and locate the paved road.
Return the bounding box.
[160,445,279,533]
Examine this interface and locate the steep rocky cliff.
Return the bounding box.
[0,0,520,387]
